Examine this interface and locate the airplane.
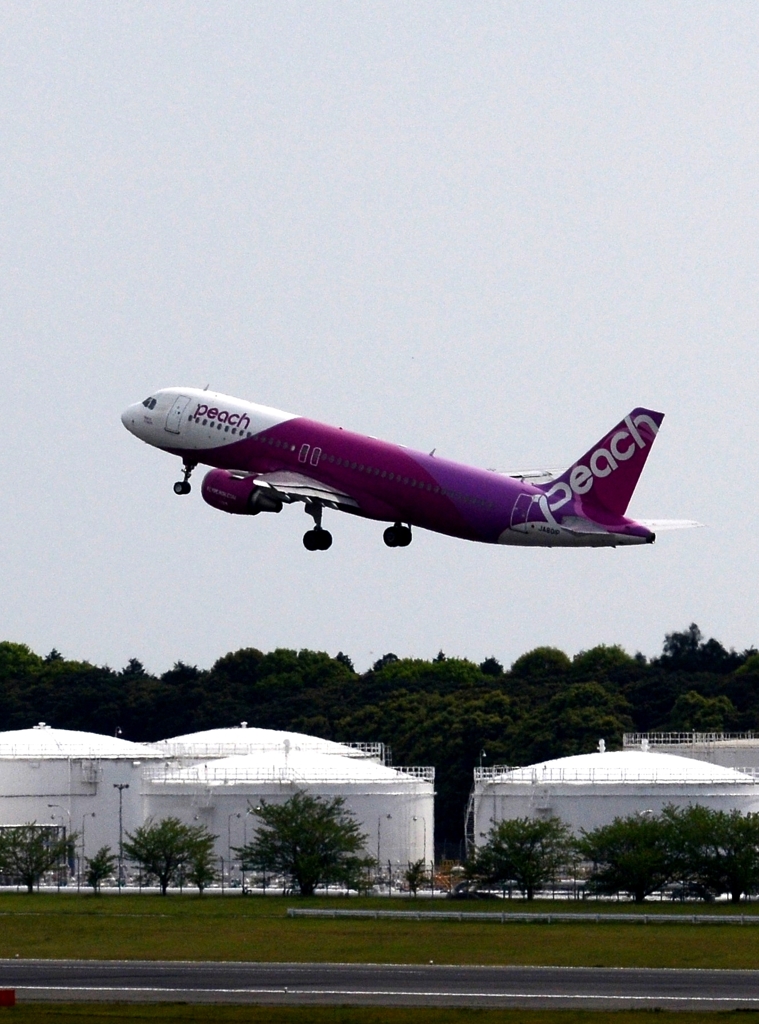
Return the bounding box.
[121,388,696,551]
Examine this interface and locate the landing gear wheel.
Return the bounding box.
[304,528,332,551]
[174,461,196,496]
[383,526,399,547]
[384,524,412,547]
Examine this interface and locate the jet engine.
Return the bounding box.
[201,468,283,515]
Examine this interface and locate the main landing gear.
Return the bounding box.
[383,523,412,547]
[173,461,196,496]
[303,501,333,551]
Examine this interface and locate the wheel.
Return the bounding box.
[303,530,319,551]
[397,526,412,547]
[383,526,398,547]
[173,481,191,495]
[317,529,333,550]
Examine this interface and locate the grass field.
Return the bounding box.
[6,1008,759,1024]
[1,893,759,968]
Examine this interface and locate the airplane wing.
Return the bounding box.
[635,519,704,531]
[227,469,360,509]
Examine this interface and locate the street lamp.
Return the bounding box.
[113,783,130,891]
[377,814,392,881]
[227,812,241,881]
[412,815,427,863]
[47,803,71,831]
[78,812,96,891]
[47,804,71,890]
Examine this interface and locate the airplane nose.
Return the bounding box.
[121,406,135,432]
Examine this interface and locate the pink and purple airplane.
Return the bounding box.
[121,389,696,551]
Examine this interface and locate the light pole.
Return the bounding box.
[78,812,96,891]
[377,814,391,884]
[113,783,129,891]
[48,804,71,889]
[227,812,241,882]
[241,807,257,893]
[412,815,427,864]
[47,803,71,832]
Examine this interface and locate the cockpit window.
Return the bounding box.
[142,397,157,409]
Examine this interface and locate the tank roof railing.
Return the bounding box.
[157,740,389,762]
[624,731,759,747]
[474,765,757,785]
[343,742,390,764]
[144,764,434,785]
[394,766,435,780]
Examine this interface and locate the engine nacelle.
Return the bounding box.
[201,468,283,515]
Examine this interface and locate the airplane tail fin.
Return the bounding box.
[540,409,664,517]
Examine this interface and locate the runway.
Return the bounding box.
[3,960,759,1008]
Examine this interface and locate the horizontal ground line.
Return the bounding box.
[286,908,759,925]
[14,986,759,1002]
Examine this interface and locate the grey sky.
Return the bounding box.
[2,2,757,675]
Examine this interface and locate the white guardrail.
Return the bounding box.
[287,908,759,925]
[624,732,759,746]
[145,764,434,784]
[473,766,758,784]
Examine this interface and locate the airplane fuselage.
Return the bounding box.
[122,387,660,550]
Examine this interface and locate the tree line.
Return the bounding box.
[470,806,759,904]
[1,624,758,847]
[0,794,371,897]
[5,795,759,905]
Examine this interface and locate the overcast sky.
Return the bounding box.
[1,1,757,675]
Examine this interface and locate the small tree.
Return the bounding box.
[404,858,429,896]
[85,846,117,893]
[472,816,573,900]
[0,824,77,894]
[665,805,759,904]
[186,835,218,895]
[123,818,217,895]
[235,791,373,896]
[578,813,672,903]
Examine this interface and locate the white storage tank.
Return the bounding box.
[0,723,163,876]
[145,729,434,873]
[156,723,388,765]
[471,747,759,845]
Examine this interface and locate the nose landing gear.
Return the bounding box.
[303,501,333,551]
[173,461,196,495]
[383,523,412,547]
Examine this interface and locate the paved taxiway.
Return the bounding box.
[2,960,759,1008]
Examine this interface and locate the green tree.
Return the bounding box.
[511,682,633,764]
[235,791,372,896]
[404,858,429,896]
[123,818,217,895]
[185,834,218,894]
[510,647,571,680]
[472,816,574,900]
[85,846,117,893]
[668,691,736,732]
[0,824,77,894]
[572,645,639,682]
[578,813,672,903]
[665,805,759,903]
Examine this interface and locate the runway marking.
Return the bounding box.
[15,986,759,1003]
